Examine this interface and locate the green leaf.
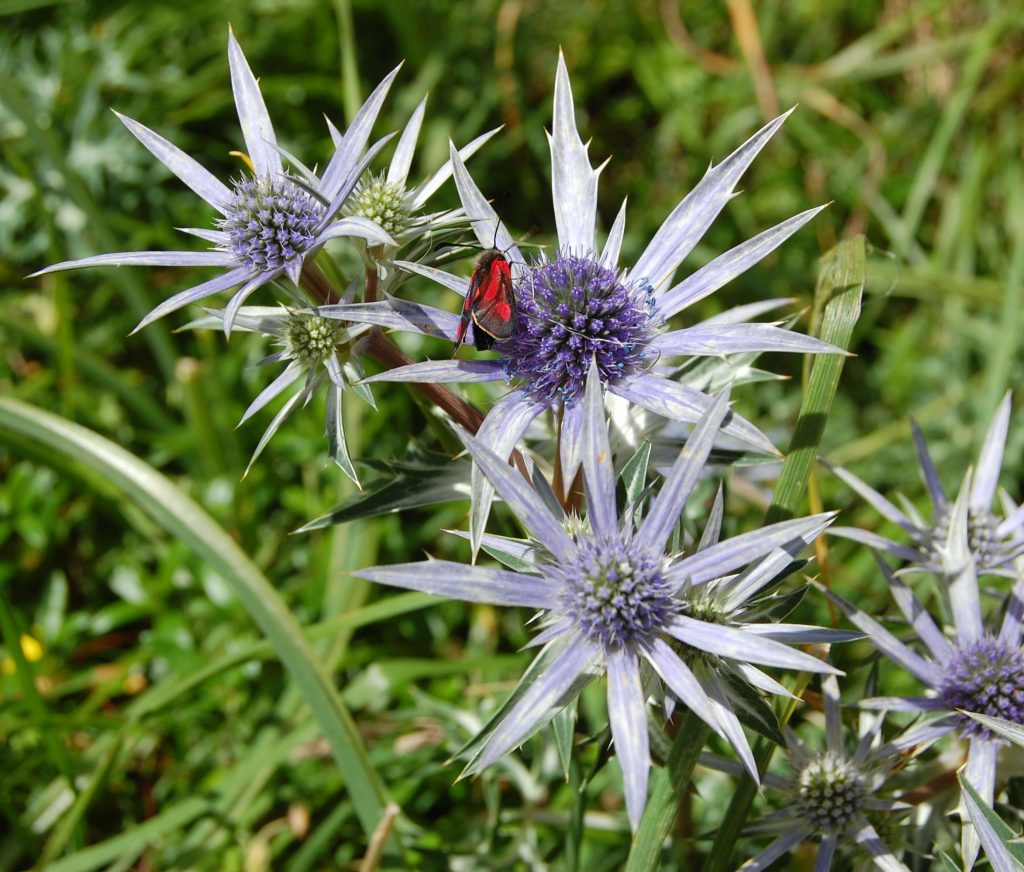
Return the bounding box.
[958,771,1024,868]
[938,850,964,872]
[722,670,785,746]
[552,697,578,782]
[44,798,210,872]
[767,235,867,524]
[297,450,470,530]
[479,539,536,573]
[0,397,391,844]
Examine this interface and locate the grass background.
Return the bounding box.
[1,0,1022,868]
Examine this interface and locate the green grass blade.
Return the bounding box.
[42,798,210,872]
[624,712,710,872]
[980,166,1024,420]
[897,17,1004,259]
[333,0,362,124]
[0,74,177,383]
[766,235,867,524]
[0,397,390,844]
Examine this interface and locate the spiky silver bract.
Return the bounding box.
[829,394,1024,577]
[183,301,374,484]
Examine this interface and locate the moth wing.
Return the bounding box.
[471,259,517,340]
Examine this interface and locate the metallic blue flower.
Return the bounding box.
[29,29,398,334]
[820,486,1024,867]
[501,254,657,405]
[829,394,1024,577]
[320,53,841,555]
[355,362,841,829]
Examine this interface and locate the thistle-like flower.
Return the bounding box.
[185,294,373,483]
[820,491,1024,867]
[321,53,840,554]
[732,676,910,871]
[29,29,397,334]
[339,96,500,268]
[355,361,842,828]
[828,393,1024,576]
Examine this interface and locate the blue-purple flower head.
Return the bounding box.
[29,28,399,335]
[936,636,1024,740]
[325,51,842,554]
[559,534,670,649]
[503,253,656,406]
[822,481,1024,867]
[220,173,325,276]
[356,362,843,829]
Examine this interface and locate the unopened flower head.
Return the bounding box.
[355,363,843,830]
[284,311,346,370]
[183,302,372,483]
[337,95,500,264]
[737,676,909,871]
[795,751,868,832]
[345,171,411,239]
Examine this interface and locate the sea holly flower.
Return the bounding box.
[320,53,840,554]
[819,492,1024,868]
[184,295,373,483]
[727,676,910,871]
[355,362,841,829]
[29,28,397,335]
[828,393,1024,576]
[339,95,501,270]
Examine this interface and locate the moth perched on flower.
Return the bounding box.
[29,28,397,334]
[355,362,846,829]
[317,52,843,557]
[454,248,516,352]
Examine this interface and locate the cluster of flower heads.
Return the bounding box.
[823,394,1024,869]
[34,28,1024,871]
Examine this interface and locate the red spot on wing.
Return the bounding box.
[456,250,518,351]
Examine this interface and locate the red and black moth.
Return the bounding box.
[454,249,518,353]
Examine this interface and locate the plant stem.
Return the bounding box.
[624,710,710,872]
[300,261,341,305]
[365,262,379,303]
[366,331,484,432]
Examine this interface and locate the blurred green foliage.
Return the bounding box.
[1,0,1023,868]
